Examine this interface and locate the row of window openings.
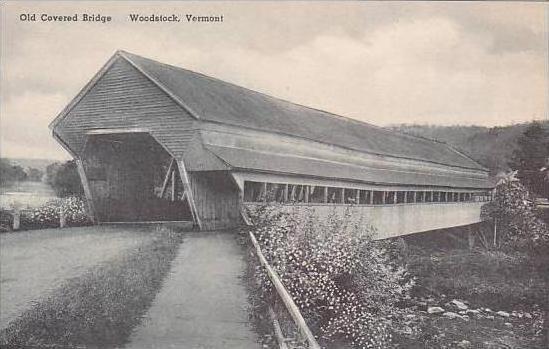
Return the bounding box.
[243,181,492,204]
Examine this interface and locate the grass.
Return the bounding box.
[0,226,183,348]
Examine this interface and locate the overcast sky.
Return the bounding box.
[1,1,547,160]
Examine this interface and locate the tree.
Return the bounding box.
[26,167,44,182]
[0,159,28,185]
[509,122,549,199]
[45,160,84,197]
[482,173,548,249]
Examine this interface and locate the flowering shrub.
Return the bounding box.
[21,196,90,229]
[245,204,415,349]
[482,176,549,249]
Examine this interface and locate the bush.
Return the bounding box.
[245,205,415,349]
[45,161,84,197]
[21,197,90,229]
[482,175,549,249]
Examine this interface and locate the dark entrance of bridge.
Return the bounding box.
[82,132,192,222]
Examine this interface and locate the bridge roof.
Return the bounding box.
[119,51,487,172]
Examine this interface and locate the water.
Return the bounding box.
[0,181,57,209]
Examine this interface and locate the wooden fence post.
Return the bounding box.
[13,211,20,231]
[468,229,475,250]
[59,208,66,228]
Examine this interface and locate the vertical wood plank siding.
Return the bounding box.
[188,171,240,230]
[54,58,196,157]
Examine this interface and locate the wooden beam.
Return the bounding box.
[283,184,289,202]
[404,191,408,203]
[355,189,360,204]
[369,190,374,205]
[249,232,321,349]
[160,158,175,199]
[171,170,176,201]
[290,185,297,202]
[393,191,397,204]
[175,159,202,230]
[324,187,328,203]
[75,159,97,223]
[340,188,345,204]
[413,191,417,203]
[382,191,386,204]
[304,186,309,203]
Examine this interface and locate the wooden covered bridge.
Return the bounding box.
[50,50,493,237]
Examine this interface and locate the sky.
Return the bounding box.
[1,1,547,160]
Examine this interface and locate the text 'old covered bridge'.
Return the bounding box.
[50,50,493,237]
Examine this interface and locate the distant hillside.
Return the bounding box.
[2,158,59,172]
[390,121,549,175]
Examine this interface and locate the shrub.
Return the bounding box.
[21,197,90,229]
[245,204,415,349]
[482,175,549,249]
[45,161,84,198]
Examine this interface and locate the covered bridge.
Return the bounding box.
[50,50,493,237]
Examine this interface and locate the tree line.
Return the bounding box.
[0,159,43,184]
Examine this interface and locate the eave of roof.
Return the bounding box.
[205,145,493,189]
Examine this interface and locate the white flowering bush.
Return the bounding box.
[245,204,416,349]
[21,196,90,229]
[482,177,549,249]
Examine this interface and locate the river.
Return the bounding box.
[0,181,58,209]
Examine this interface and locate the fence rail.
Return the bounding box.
[248,231,321,349]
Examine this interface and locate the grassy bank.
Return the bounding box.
[0,226,183,348]
[398,228,548,348]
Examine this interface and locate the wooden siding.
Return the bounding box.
[188,171,240,230]
[246,202,485,239]
[54,57,197,157]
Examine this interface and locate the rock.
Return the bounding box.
[457,340,471,348]
[504,322,512,327]
[497,311,510,318]
[484,308,493,313]
[486,315,495,320]
[459,311,467,315]
[466,309,480,315]
[443,311,460,319]
[428,306,445,314]
[524,312,533,319]
[402,326,413,335]
[451,299,469,310]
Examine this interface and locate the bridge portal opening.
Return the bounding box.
[82,132,192,222]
